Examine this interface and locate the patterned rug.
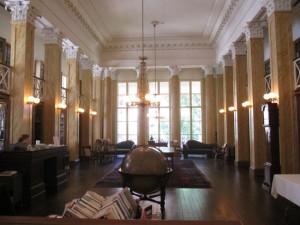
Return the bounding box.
[94,159,212,188]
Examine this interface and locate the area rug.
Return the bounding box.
[94,159,212,188]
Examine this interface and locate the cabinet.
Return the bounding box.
[0,174,23,205]
[261,102,281,192]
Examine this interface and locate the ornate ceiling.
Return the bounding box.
[3,0,268,68]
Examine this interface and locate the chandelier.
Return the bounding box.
[127,0,160,107]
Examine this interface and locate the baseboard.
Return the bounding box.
[234,160,250,168]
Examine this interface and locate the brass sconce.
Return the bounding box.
[263,92,278,102]
[57,102,67,110]
[27,96,40,105]
[242,101,252,108]
[77,108,85,113]
[90,110,97,116]
[219,109,226,114]
[228,106,236,112]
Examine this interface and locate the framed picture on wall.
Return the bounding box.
[0,37,6,65]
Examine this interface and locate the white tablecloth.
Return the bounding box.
[271,174,300,206]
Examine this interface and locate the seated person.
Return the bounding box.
[10,134,30,151]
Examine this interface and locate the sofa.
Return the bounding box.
[182,140,216,158]
[115,140,135,155]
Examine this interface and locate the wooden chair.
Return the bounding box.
[214,143,227,160]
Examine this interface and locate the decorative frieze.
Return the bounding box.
[231,41,246,56]
[168,66,181,76]
[4,0,39,24]
[221,55,233,67]
[42,28,63,45]
[245,21,267,41]
[63,46,79,60]
[262,0,291,17]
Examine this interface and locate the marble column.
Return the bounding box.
[92,66,104,142]
[245,21,267,176]
[64,46,80,161]
[222,55,234,147]
[80,57,93,147]
[264,0,299,173]
[43,28,62,144]
[204,65,217,144]
[168,66,181,146]
[231,41,250,167]
[6,0,37,144]
[215,66,224,146]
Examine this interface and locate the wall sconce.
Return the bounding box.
[242,101,252,108]
[90,110,97,116]
[57,102,67,110]
[77,108,85,113]
[263,92,278,102]
[27,96,40,105]
[219,109,226,114]
[228,106,236,112]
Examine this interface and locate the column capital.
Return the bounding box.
[168,66,181,76]
[262,0,291,17]
[80,56,93,70]
[63,46,79,60]
[104,67,117,80]
[231,41,247,56]
[92,65,103,77]
[42,28,63,45]
[215,64,223,75]
[245,20,267,41]
[4,0,39,24]
[221,55,233,67]
[203,65,214,76]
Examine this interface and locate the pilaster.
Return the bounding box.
[64,45,80,161]
[231,41,250,168]
[215,66,224,146]
[168,66,181,145]
[103,68,114,141]
[246,21,266,176]
[222,55,234,147]
[92,66,104,142]
[204,65,216,144]
[43,28,63,144]
[264,0,299,173]
[6,0,36,144]
[80,57,93,147]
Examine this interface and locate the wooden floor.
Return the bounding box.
[16,155,289,225]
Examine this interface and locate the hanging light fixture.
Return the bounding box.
[147,20,163,119]
[126,0,160,107]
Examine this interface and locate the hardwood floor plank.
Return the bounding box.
[13,157,288,225]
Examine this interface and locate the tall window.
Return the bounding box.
[117,82,138,143]
[180,81,202,143]
[148,81,169,142]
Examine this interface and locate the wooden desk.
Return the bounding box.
[271,174,300,206]
[0,146,68,207]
